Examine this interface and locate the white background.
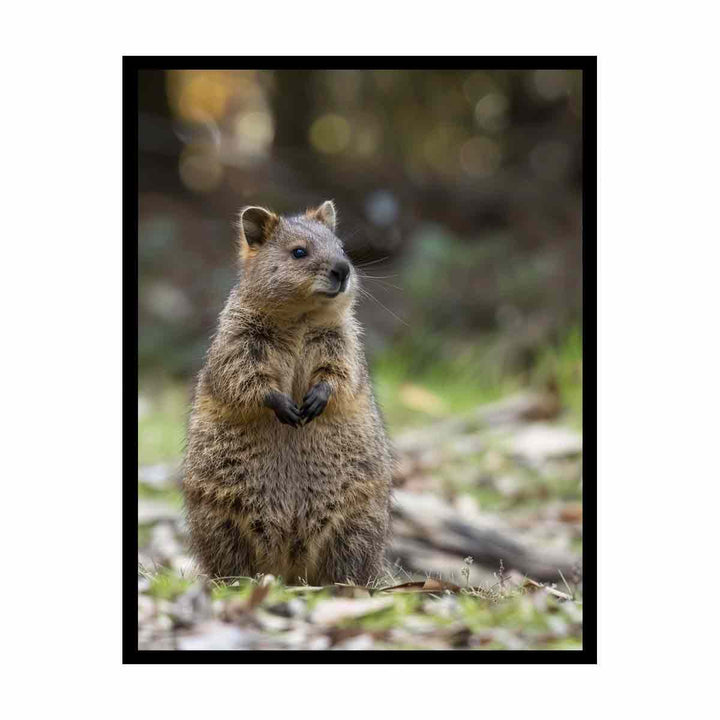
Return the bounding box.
[3,1,718,715]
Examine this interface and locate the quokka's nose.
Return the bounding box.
[330,260,351,286]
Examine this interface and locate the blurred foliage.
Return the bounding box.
[139,68,582,389]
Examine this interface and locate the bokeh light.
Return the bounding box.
[533,69,572,101]
[460,136,503,177]
[474,93,509,133]
[309,113,352,154]
[179,143,223,193]
[233,110,274,162]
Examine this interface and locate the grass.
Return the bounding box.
[372,326,583,430]
[141,566,194,601]
[372,342,519,430]
[532,325,583,427]
[137,568,583,650]
[138,383,188,465]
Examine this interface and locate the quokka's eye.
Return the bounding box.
[291,247,307,259]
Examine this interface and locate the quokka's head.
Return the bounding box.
[236,201,356,314]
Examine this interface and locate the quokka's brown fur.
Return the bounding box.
[183,201,393,585]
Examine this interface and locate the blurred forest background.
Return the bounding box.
[137,68,584,650]
[139,68,581,406]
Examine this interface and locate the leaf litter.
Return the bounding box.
[138,390,583,650]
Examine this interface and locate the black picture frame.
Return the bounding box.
[124,56,597,664]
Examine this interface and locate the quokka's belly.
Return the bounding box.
[184,409,389,581]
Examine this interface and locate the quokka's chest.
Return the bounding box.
[281,331,340,396]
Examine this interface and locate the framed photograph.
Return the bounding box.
[126,56,596,662]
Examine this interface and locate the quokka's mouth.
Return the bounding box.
[319,277,349,298]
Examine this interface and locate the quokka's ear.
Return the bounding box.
[238,206,278,248]
[308,200,337,232]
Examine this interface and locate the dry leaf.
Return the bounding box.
[522,577,573,601]
[398,384,448,416]
[559,503,583,523]
[327,626,368,646]
[544,586,573,601]
[523,578,544,592]
[310,597,394,625]
[379,578,461,594]
[246,583,271,610]
[333,583,373,598]
[283,585,327,593]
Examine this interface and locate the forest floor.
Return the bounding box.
[138,335,584,651]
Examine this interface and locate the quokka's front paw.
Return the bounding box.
[300,382,331,424]
[264,391,302,428]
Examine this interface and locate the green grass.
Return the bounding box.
[532,325,583,427]
[138,481,183,505]
[142,567,194,601]
[372,326,583,430]
[138,384,188,465]
[138,525,152,548]
[373,353,519,430]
